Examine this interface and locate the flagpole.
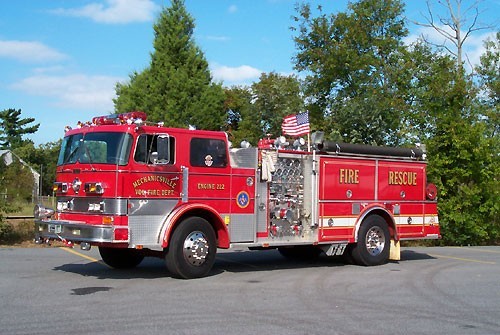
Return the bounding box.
[307,133,311,152]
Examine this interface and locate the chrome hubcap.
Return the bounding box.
[183,231,209,266]
[365,226,386,256]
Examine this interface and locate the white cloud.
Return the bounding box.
[0,40,67,63]
[10,74,123,112]
[32,66,67,74]
[465,31,496,69]
[211,63,262,85]
[405,25,460,49]
[228,5,238,14]
[205,35,231,42]
[51,0,158,24]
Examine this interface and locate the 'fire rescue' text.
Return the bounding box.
[388,171,417,186]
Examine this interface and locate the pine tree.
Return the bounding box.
[114,0,225,130]
[0,108,39,149]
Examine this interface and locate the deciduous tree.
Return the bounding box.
[224,73,305,146]
[251,72,304,138]
[223,86,257,145]
[15,141,61,196]
[425,75,499,244]
[292,0,409,145]
[415,0,494,69]
[476,31,499,136]
[290,0,499,245]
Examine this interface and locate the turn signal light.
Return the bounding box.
[53,182,68,194]
[102,216,114,225]
[84,182,104,194]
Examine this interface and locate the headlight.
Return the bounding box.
[57,201,68,211]
[88,202,104,212]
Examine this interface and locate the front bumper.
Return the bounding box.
[35,219,116,244]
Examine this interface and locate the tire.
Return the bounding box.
[350,215,390,266]
[341,244,356,265]
[165,217,216,279]
[278,245,322,260]
[98,247,144,269]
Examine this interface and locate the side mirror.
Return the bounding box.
[155,134,170,164]
[150,151,159,164]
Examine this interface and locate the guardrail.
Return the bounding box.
[5,216,35,220]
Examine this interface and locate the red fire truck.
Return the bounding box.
[34,111,440,279]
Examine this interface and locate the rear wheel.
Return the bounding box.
[350,215,390,266]
[98,247,144,269]
[165,217,216,279]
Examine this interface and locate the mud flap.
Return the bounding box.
[389,239,400,261]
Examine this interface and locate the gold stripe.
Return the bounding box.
[429,254,496,265]
[59,247,111,268]
[449,246,500,254]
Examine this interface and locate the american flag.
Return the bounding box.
[281,112,310,136]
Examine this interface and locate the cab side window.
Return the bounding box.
[190,138,227,168]
[134,134,175,164]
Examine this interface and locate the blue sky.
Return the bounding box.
[0,0,498,145]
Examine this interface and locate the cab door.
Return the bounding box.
[126,133,182,246]
[187,137,232,212]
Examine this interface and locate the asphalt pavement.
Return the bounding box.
[0,246,499,335]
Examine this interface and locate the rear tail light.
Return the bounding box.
[113,228,129,241]
[426,183,438,200]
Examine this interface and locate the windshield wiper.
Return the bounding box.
[64,142,82,164]
[81,140,96,170]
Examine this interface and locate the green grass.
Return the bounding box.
[0,199,55,245]
[0,218,34,245]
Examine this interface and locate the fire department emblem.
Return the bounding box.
[236,191,250,208]
[204,155,213,167]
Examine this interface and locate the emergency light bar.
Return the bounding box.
[92,111,147,126]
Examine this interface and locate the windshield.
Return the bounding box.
[57,132,133,166]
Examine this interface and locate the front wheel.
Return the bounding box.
[165,217,216,279]
[98,247,144,269]
[350,215,390,266]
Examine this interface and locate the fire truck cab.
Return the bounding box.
[34,112,440,279]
